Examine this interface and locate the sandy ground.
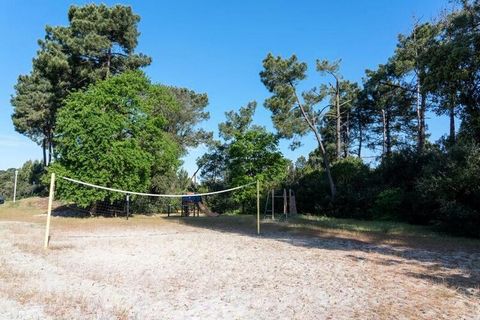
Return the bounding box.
[0,216,479,320]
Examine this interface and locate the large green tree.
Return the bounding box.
[260,54,336,200]
[51,71,181,208]
[165,87,212,153]
[11,73,54,165]
[315,60,358,159]
[362,63,416,158]
[37,4,151,85]
[393,22,439,153]
[198,102,288,212]
[11,4,151,165]
[430,1,480,143]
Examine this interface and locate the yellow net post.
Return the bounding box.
[44,173,55,249]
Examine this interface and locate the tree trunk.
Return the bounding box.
[417,91,426,153]
[48,129,53,165]
[336,81,341,159]
[313,129,336,201]
[106,48,112,79]
[385,110,392,158]
[420,93,426,149]
[42,138,47,166]
[382,109,387,158]
[344,112,350,158]
[416,80,422,152]
[90,201,97,217]
[449,104,456,144]
[290,82,336,201]
[357,116,363,158]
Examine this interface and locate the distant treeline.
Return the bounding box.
[0,160,46,201]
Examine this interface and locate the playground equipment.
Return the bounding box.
[181,195,219,217]
[264,188,297,220]
[181,195,202,217]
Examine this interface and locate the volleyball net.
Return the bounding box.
[43,173,261,248]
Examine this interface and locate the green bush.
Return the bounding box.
[330,157,375,219]
[295,157,375,219]
[281,142,480,238]
[295,169,330,214]
[416,143,480,237]
[370,188,403,220]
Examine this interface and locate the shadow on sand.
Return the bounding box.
[46,206,480,297]
[171,214,480,297]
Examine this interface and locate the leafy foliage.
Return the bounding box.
[198,102,288,213]
[11,4,151,165]
[416,143,480,237]
[260,53,337,199]
[0,161,46,200]
[51,71,181,207]
[166,87,212,153]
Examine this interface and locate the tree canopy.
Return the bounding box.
[51,71,181,207]
[11,4,152,166]
[198,102,288,212]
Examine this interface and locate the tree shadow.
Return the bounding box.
[173,215,480,297]
[52,204,91,218]
[52,204,128,218]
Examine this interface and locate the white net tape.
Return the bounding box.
[61,176,255,198]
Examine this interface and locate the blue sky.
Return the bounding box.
[0,0,454,174]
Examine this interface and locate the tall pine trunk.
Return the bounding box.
[417,90,426,153]
[47,129,53,165]
[420,93,426,149]
[313,129,336,200]
[385,110,392,158]
[382,109,387,158]
[357,124,363,158]
[344,112,350,158]
[105,48,112,79]
[42,138,47,166]
[291,83,336,201]
[449,104,456,144]
[336,82,341,159]
[48,142,52,165]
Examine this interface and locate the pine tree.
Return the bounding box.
[260,54,337,200]
[11,4,152,164]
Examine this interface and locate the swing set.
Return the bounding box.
[263,188,297,220]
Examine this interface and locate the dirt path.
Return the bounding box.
[0,219,479,319]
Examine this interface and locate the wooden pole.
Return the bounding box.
[283,188,287,219]
[256,180,260,235]
[126,194,130,220]
[13,170,18,203]
[271,189,275,220]
[44,173,55,249]
[263,191,270,217]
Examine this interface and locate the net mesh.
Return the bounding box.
[54,176,254,218]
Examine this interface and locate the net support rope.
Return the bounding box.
[61,176,255,198]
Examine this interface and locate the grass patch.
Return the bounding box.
[289,215,440,237]
[0,197,47,222]
[2,197,479,249]
[264,214,480,249]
